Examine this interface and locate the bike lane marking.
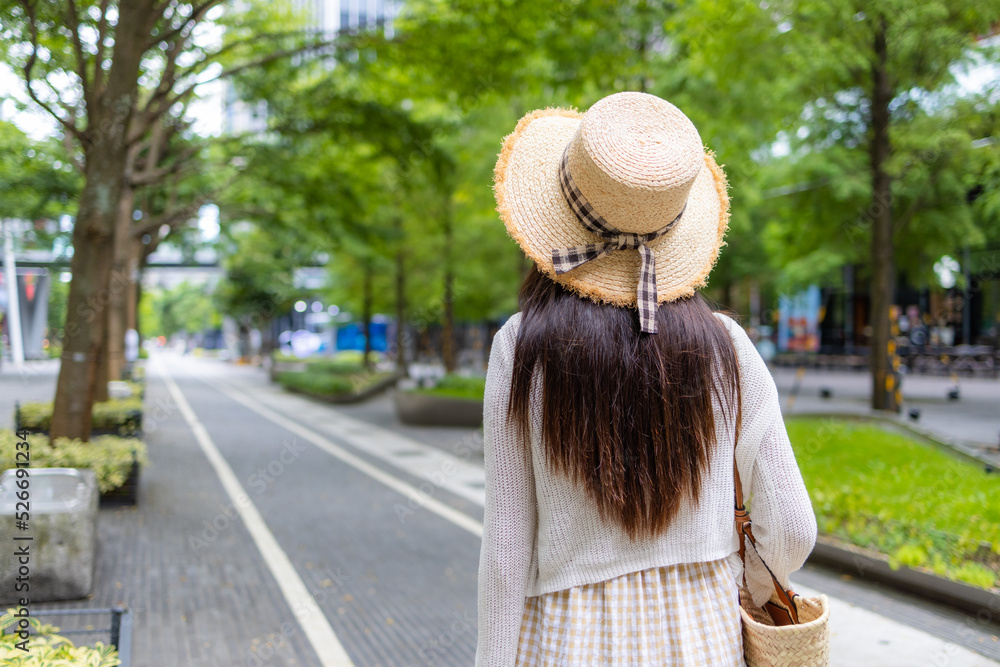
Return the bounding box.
[203,372,485,538]
[161,364,355,667]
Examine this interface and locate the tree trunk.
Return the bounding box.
[362,263,373,372]
[50,0,150,442]
[442,201,456,373]
[126,236,144,334]
[722,279,735,314]
[51,171,123,439]
[93,332,110,403]
[868,15,899,412]
[106,184,137,385]
[395,226,407,376]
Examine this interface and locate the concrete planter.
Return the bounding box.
[394,390,484,427]
[100,456,141,506]
[808,535,1000,622]
[282,372,404,405]
[0,468,99,603]
[269,360,309,382]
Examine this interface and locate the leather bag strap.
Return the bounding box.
[734,454,801,625]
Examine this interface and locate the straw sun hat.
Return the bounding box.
[493,91,730,333]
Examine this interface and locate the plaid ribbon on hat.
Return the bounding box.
[553,148,685,334]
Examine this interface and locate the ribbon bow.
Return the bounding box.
[552,149,684,334]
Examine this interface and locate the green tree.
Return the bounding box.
[0,120,79,221]
[214,225,308,358]
[688,0,1000,411]
[0,0,332,440]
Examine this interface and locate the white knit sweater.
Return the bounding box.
[475,312,818,666]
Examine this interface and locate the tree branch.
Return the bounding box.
[161,38,340,116]
[17,0,86,142]
[134,195,206,237]
[62,131,85,172]
[92,0,112,95]
[65,0,93,112]
[131,145,201,186]
[147,0,224,49]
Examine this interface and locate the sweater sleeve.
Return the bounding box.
[720,315,818,607]
[475,322,537,666]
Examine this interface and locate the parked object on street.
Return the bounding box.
[0,468,98,602]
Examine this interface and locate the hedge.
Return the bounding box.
[277,371,353,396]
[411,375,486,401]
[0,430,147,494]
[16,397,144,436]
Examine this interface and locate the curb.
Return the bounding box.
[394,390,484,427]
[807,536,1000,625]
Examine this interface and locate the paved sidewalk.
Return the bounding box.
[4,362,323,665]
[772,366,1000,452]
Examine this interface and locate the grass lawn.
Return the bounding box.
[786,417,1000,590]
[411,375,486,400]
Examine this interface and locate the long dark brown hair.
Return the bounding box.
[509,266,742,540]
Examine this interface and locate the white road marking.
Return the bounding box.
[159,364,355,667]
[204,373,485,538]
[241,377,488,505]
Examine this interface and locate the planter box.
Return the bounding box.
[281,371,403,405]
[394,390,484,427]
[14,406,143,439]
[99,456,141,506]
[270,359,309,382]
[808,535,1000,623]
[0,469,98,603]
[32,607,133,667]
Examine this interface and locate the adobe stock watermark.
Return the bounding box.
[244,567,350,667]
[393,430,483,525]
[406,610,476,667]
[188,436,307,551]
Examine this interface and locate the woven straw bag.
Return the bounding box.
[734,454,831,666]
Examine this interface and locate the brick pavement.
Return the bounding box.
[3,354,999,666]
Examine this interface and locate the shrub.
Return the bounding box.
[16,398,143,436]
[271,350,300,363]
[333,349,381,364]
[0,609,120,666]
[124,380,145,399]
[275,349,381,364]
[307,359,365,375]
[412,375,486,401]
[278,371,352,397]
[0,430,147,493]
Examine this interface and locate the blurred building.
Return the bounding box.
[222,0,395,136]
[292,0,395,36]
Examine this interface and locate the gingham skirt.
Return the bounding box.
[516,559,743,666]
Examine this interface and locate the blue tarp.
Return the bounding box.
[336,322,388,352]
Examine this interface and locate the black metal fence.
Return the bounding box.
[31,607,133,667]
